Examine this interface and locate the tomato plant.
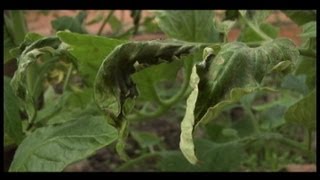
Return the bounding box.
[3,10,316,172]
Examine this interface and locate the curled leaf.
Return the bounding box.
[179,65,200,164]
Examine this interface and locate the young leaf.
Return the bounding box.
[9,116,118,172]
[285,89,316,131]
[57,31,125,84]
[179,65,200,164]
[155,10,220,42]
[4,77,24,144]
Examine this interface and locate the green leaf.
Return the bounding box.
[282,10,316,26]
[4,77,24,144]
[239,23,279,42]
[132,60,183,102]
[285,89,316,131]
[252,92,297,111]
[155,10,220,42]
[51,11,87,34]
[159,139,244,171]
[300,21,316,38]
[130,131,162,148]
[195,38,299,121]
[198,87,277,125]
[294,56,316,90]
[57,31,125,84]
[281,74,309,95]
[179,65,200,164]
[9,116,118,172]
[259,105,287,130]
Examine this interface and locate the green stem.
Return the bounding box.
[11,10,28,44]
[97,10,115,36]
[239,12,272,41]
[306,129,313,151]
[128,75,190,121]
[298,48,316,58]
[242,104,260,133]
[63,64,73,92]
[115,152,161,172]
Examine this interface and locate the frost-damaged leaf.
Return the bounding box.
[282,10,316,26]
[4,77,24,144]
[57,31,125,85]
[94,41,201,123]
[285,89,316,131]
[179,65,200,164]
[195,38,300,122]
[10,36,61,122]
[94,40,203,159]
[9,116,118,172]
[155,10,220,42]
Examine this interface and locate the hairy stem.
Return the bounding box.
[63,64,73,92]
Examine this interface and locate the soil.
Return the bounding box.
[4,10,311,172]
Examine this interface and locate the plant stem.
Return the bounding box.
[97,10,115,36]
[128,74,190,121]
[298,48,316,58]
[115,152,161,172]
[243,105,260,133]
[306,129,313,151]
[63,64,73,92]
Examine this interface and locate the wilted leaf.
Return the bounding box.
[195,38,299,122]
[179,65,200,164]
[155,10,220,42]
[9,116,118,172]
[10,37,63,122]
[4,77,24,144]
